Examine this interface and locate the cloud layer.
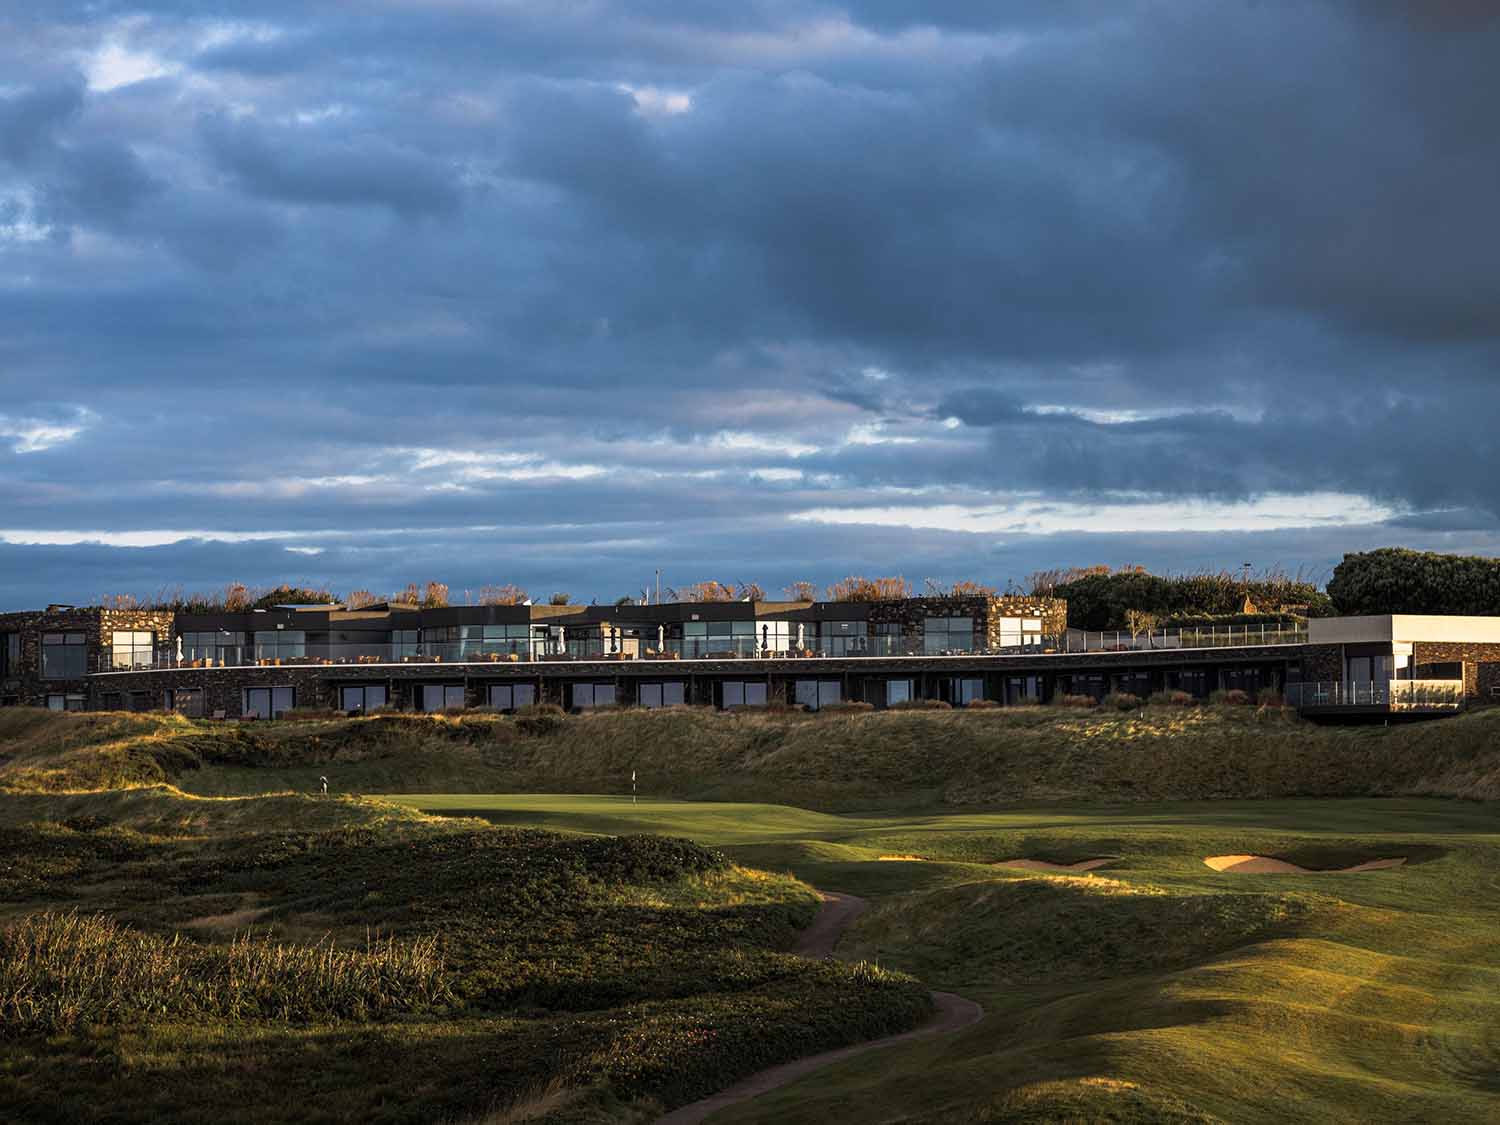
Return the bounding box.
[2,3,1499,607]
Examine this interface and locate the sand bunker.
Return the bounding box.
[993,857,1118,873]
[877,854,926,862]
[1204,855,1406,874]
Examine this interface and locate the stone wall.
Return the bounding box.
[1412,641,1500,700]
[863,595,1067,652]
[0,607,173,707]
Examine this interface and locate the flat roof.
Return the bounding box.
[1309,615,1500,645]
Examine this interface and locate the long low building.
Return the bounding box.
[1,594,1497,719]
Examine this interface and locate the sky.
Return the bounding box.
[2,2,1499,609]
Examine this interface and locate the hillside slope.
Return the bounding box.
[5,704,1500,808]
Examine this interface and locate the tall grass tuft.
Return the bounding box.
[0,912,451,1034]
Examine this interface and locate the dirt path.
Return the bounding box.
[656,892,984,1125]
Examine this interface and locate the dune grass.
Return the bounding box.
[11,703,1500,809]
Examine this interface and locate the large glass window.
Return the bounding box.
[254,630,306,661]
[639,681,686,708]
[421,684,466,712]
[570,682,617,709]
[1165,670,1208,697]
[244,686,294,718]
[457,624,534,659]
[392,629,420,659]
[923,617,974,654]
[0,633,18,676]
[179,631,246,665]
[816,621,868,656]
[872,623,904,655]
[111,631,156,670]
[1005,675,1041,705]
[41,633,87,679]
[997,616,1044,651]
[941,677,985,705]
[721,681,768,708]
[794,680,842,710]
[340,685,387,713]
[683,621,756,658]
[46,693,86,712]
[885,679,914,706]
[487,683,537,711]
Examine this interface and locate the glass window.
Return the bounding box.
[885,679,913,706]
[488,683,537,710]
[180,631,246,665]
[0,633,18,676]
[942,677,984,705]
[794,680,842,709]
[340,685,387,713]
[681,621,756,657]
[42,633,87,679]
[254,631,306,661]
[244,687,295,718]
[421,684,465,712]
[47,693,86,712]
[722,681,768,708]
[391,629,420,659]
[997,616,1043,650]
[571,683,617,709]
[923,617,974,655]
[816,621,867,656]
[639,681,685,708]
[111,631,155,670]
[1005,675,1041,705]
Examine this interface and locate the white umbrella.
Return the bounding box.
[796,623,805,650]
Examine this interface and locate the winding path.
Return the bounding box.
[656,892,984,1125]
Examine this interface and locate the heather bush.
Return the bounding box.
[1056,693,1099,708]
[888,699,952,711]
[1210,689,1251,706]
[964,699,1001,710]
[1102,692,1141,712]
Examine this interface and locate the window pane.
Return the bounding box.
[886,679,911,705]
[489,684,513,709]
[514,684,536,707]
[723,682,744,708]
[572,683,594,708]
[662,682,684,705]
[795,681,818,707]
[744,683,767,706]
[819,681,842,706]
[594,684,616,707]
[641,683,662,708]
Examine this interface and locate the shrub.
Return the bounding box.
[818,701,875,713]
[825,575,911,601]
[964,699,1001,709]
[515,703,566,735]
[1327,547,1500,616]
[280,708,345,722]
[1102,692,1141,712]
[784,580,818,601]
[1210,689,1251,705]
[1056,693,1098,708]
[888,699,952,711]
[1149,690,1196,706]
[1052,567,1330,629]
[1256,688,1285,707]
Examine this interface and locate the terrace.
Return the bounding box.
[1286,679,1465,714]
[89,620,1310,673]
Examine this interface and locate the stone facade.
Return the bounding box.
[0,607,173,708]
[1411,641,1500,701]
[864,594,1067,652]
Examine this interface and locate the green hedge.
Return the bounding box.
[1053,570,1331,630]
[1328,548,1500,616]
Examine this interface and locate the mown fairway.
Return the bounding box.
[391,793,1500,1123]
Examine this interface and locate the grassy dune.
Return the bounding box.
[4,706,1500,1121]
[8,703,1500,809]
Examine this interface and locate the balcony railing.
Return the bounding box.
[1287,680,1464,710]
[1061,623,1308,652]
[93,621,1310,673]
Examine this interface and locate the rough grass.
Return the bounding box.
[0,784,930,1124]
[0,911,451,1032]
[10,704,1500,810]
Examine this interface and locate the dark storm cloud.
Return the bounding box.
[3,2,1500,607]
